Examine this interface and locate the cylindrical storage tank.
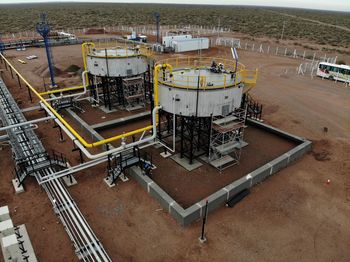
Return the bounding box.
[157,61,244,117]
[86,48,148,77]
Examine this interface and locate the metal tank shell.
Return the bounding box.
[158,67,244,117]
[86,48,148,77]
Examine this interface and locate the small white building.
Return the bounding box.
[172,38,209,53]
[162,35,192,48]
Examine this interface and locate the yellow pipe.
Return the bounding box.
[39,85,84,96]
[153,63,173,121]
[82,42,95,83]
[38,42,95,97]
[0,53,157,148]
[32,43,95,97]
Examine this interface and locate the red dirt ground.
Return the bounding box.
[0,43,350,262]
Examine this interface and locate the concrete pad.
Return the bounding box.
[199,236,207,244]
[235,140,249,149]
[170,153,203,171]
[62,175,77,187]
[103,177,116,188]
[99,106,117,113]
[153,143,162,149]
[160,151,172,158]
[12,179,24,194]
[17,224,38,262]
[119,173,129,182]
[199,155,210,163]
[0,206,10,222]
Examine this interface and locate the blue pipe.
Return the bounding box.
[43,37,56,87]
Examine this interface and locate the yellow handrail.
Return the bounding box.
[154,63,173,122]
[155,56,258,92]
[39,85,84,96]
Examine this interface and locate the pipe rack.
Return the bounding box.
[0,77,111,261]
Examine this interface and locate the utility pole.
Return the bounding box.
[199,199,209,243]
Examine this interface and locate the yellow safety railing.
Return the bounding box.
[155,56,258,92]
[240,69,258,93]
[156,56,245,72]
[240,69,258,84]
[87,45,153,59]
[0,53,160,148]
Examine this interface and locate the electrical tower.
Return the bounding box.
[154,12,160,44]
[36,13,57,88]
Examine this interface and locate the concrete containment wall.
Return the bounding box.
[129,119,312,226]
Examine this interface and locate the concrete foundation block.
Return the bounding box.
[225,176,252,199]
[206,189,228,212]
[160,151,172,158]
[170,153,203,171]
[149,183,175,211]
[103,177,115,188]
[270,154,289,174]
[129,166,150,190]
[62,175,77,187]
[169,202,185,226]
[250,164,273,185]
[182,205,201,226]
[12,179,24,194]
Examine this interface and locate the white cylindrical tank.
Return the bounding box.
[86,48,148,77]
[158,68,244,117]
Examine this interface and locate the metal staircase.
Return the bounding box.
[122,76,146,111]
[209,107,247,171]
[106,146,142,185]
[14,150,68,186]
[241,93,263,120]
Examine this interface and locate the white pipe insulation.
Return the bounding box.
[41,102,162,160]
[45,71,89,102]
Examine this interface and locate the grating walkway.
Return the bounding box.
[0,77,111,261]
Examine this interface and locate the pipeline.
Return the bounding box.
[0,116,53,132]
[45,71,88,102]
[42,101,161,159]
[39,85,84,96]
[0,77,111,261]
[0,53,172,150]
